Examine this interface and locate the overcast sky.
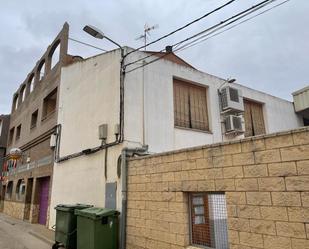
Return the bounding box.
[0,0,308,114]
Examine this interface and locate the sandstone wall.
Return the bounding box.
[126,127,309,249]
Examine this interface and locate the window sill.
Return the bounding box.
[187,246,215,249]
[175,126,213,134]
[30,125,37,130]
[41,110,56,123]
[187,246,211,249]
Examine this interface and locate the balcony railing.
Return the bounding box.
[3,155,53,177]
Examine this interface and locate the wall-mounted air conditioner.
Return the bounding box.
[224,115,244,134]
[220,86,244,113]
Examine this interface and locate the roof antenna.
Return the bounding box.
[135,23,159,51]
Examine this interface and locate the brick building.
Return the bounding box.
[126,127,309,249]
[0,114,10,211]
[0,23,81,227]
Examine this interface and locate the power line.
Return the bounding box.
[172,0,276,49]
[175,0,290,52]
[125,0,275,69]
[124,0,237,65]
[68,37,107,52]
[125,0,284,74]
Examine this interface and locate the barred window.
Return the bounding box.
[173,79,209,131]
[189,192,229,249]
[244,99,266,137]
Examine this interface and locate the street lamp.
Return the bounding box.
[83,25,122,50]
[82,24,125,143]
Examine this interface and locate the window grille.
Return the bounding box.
[229,87,239,102]
[189,192,229,249]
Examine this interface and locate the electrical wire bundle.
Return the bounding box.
[124,0,291,73]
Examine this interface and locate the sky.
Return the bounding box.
[0,0,308,114]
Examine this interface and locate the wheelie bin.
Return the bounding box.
[75,207,120,249]
[52,204,93,249]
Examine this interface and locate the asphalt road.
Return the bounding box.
[0,216,51,249]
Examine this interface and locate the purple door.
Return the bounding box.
[39,177,50,225]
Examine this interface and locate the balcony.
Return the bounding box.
[2,155,53,178]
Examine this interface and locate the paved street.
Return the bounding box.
[0,214,52,249]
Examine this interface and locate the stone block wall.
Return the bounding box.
[3,201,25,220]
[126,127,309,249]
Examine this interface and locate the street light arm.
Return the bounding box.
[104,36,122,49]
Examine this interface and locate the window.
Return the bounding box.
[6,181,13,200]
[42,88,57,120]
[174,79,209,131]
[16,124,21,141]
[244,99,266,137]
[38,60,46,81]
[189,192,229,249]
[28,74,35,93]
[13,95,18,111]
[20,85,26,102]
[15,179,26,201]
[9,127,14,145]
[50,41,60,69]
[304,118,309,126]
[31,110,38,129]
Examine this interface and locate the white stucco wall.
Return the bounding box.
[49,50,126,228]
[49,47,303,228]
[125,49,302,152]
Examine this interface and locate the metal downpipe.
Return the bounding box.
[120,145,148,249]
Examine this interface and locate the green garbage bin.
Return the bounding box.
[75,207,120,249]
[53,204,93,249]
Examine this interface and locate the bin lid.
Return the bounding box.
[55,204,93,212]
[75,207,120,220]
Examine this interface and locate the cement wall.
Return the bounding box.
[49,49,127,228]
[124,50,303,153]
[126,127,309,249]
[49,47,303,230]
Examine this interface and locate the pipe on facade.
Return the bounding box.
[120,145,148,249]
[54,48,126,163]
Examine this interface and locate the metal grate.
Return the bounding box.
[229,87,239,103]
[220,88,228,109]
[232,116,242,130]
[190,192,229,249]
[225,116,232,132]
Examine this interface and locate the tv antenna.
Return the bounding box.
[136,23,159,50]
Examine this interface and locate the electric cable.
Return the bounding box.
[69,37,107,52]
[124,0,275,68]
[125,0,237,57]
[125,0,287,74]
[176,0,290,52]
[172,0,276,49]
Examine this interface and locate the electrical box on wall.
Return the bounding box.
[220,86,244,113]
[99,124,108,140]
[50,134,57,148]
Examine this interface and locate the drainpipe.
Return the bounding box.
[120,145,148,249]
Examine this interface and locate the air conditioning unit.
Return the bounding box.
[224,115,244,134]
[220,86,244,113]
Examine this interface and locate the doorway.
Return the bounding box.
[38,177,50,225]
[23,178,33,221]
[0,185,5,211]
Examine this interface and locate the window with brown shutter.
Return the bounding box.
[173,79,209,131]
[244,99,266,137]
